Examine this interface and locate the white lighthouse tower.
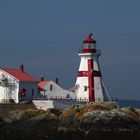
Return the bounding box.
[75,33,110,102]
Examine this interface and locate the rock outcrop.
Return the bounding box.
[0,102,140,140]
[59,102,140,131]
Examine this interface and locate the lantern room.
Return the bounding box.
[81,33,97,53]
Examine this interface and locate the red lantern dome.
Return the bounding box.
[83,33,96,43]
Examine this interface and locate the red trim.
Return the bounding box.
[80,49,96,53]
[3,68,38,82]
[38,81,49,91]
[20,92,25,97]
[83,40,96,43]
[77,70,101,77]
[77,71,88,77]
[88,59,94,101]
[83,33,96,43]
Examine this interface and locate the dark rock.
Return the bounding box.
[3,117,13,124]
[0,102,140,140]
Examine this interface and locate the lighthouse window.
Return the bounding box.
[84,44,88,48]
[50,84,53,91]
[88,45,91,48]
[84,86,88,91]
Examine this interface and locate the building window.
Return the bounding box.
[50,84,53,91]
[66,94,70,98]
[84,86,88,91]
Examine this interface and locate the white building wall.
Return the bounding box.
[93,57,99,71]
[75,77,89,100]
[93,57,104,101]
[0,86,6,102]
[94,77,104,101]
[0,70,19,103]
[40,81,75,99]
[75,53,93,101]
[78,57,88,71]
[11,82,19,103]
[78,54,92,71]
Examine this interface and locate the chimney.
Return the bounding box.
[40,75,45,81]
[19,64,24,72]
[55,77,59,85]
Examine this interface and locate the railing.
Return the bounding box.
[33,96,87,102]
[32,96,118,103]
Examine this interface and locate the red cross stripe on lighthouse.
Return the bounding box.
[75,33,110,102]
[77,70,102,77]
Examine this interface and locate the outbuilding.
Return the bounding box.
[38,77,75,99]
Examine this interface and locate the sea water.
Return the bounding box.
[118,99,140,108]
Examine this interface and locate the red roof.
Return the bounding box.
[38,81,49,91]
[3,68,38,82]
[83,33,96,43]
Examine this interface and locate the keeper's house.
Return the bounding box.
[0,65,38,103]
[38,77,75,99]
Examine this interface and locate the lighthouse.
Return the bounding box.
[75,33,110,102]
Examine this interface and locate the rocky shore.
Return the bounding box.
[0,102,140,140]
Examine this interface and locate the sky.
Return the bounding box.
[0,0,140,100]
